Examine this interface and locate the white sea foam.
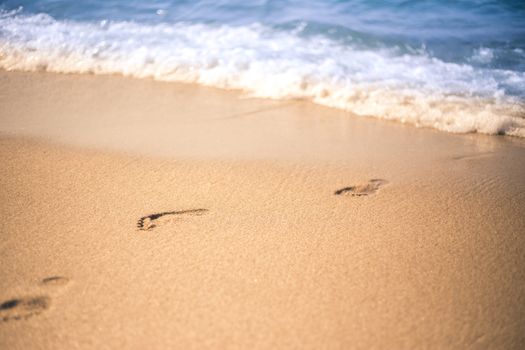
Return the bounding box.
[1,12,524,137]
[470,47,494,64]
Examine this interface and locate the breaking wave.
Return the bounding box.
[1,10,524,136]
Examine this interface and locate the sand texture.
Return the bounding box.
[1,71,525,349]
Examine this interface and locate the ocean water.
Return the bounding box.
[1,1,525,137]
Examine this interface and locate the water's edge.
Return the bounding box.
[1,6,524,137]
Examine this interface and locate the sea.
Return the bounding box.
[1,0,524,136]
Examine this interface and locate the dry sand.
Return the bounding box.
[1,70,525,349]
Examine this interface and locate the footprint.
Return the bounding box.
[334,179,388,197]
[137,208,208,231]
[0,296,51,322]
[40,276,70,287]
[0,276,70,323]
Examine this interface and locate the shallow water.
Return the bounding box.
[1,0,524,136]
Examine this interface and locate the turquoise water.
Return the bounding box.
[1,0,524,136]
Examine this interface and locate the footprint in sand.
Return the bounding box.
[0,296,51,322]
[0,276,70,323]
[137,208,208,231]
[334,179,388,197]
[40,276,70,287]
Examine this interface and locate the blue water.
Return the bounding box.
[1,0,525,136]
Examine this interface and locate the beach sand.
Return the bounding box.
[1,70,524,349]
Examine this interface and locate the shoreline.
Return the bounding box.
[1,70,525,349]
[1,70,523,161]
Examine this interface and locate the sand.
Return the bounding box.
[1,70,525,349]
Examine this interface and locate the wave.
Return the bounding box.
[1,11,524,137]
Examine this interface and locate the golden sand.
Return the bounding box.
[1,71,524,349]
